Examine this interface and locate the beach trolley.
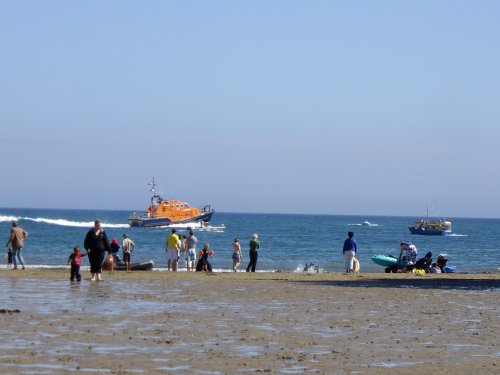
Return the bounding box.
[371,241,418,273]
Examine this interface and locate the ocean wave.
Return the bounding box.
[0,215,19,223]
[0,215,129,228]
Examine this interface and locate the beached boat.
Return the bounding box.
[128,178,214,228]
[408,205,452,236]
[114,260,154,271]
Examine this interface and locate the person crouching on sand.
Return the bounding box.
[67,245,86,282]
[196,243,214,272]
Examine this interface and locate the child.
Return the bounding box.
[196,243,214,272]
[67,245,86,282]
[7,247,13,270]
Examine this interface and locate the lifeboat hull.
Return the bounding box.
[129,210,214,228]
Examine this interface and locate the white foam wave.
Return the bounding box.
[0,215,129,228]
[446,234,468,237]
[0,215,19,223]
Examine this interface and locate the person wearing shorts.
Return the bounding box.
[166,229,180,271]
[232,238,242,272]
[122,234,135,272]
[185,229,197,272]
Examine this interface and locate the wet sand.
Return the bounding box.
[0,270,499,374]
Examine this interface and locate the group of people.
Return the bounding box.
[5,221,454,278]
[165,228,260,273]
[4,219,262,281]
[396,242,449,274]
[342,232,450,274]
[80,219,137,282]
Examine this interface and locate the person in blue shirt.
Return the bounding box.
[343,232,357,273]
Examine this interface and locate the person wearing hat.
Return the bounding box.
[245,234,260,272]
[122,234,135,272]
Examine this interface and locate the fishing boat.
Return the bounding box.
[408,205,452,236]
[128,178,215,228]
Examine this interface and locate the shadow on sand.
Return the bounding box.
[291,276,500,291]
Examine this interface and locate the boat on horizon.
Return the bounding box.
[408,205,452,236]
[128,178,214,228]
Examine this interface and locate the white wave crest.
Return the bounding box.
[0,215,20,223]
[0,215,128,228]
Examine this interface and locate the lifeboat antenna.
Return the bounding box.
[148,178,157,195]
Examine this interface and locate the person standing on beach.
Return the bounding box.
[245,234,260,272]
[67,245,86,282]
[185,229,197,272]
[5,221,28,270]
[343,231,357,273]
[179,234,187,268]
[7,247,13,269]
[166,229,180,271]
[84,219,110,282]
[122,234,135,272]
[232,238,242,272]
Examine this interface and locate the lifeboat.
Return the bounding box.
[128,179,214,228]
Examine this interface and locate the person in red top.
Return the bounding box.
[67,245,86,282]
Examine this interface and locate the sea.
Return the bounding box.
[1,207,499,274]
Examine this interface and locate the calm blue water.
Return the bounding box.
[1,208,499,273]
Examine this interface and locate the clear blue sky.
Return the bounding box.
[1,1,499,218]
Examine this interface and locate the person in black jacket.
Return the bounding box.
[84,219,110,282]
[414,252,433,273]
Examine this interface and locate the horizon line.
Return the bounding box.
[0,206,498,220]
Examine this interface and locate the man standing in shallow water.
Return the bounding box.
[6,221,28,270]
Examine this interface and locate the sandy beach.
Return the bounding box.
[0,269,498,374]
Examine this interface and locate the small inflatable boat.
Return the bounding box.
[114,260,154,271]
[371,254,401,267]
